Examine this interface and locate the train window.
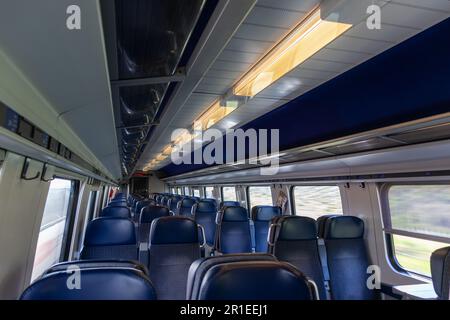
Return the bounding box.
[192,188,201,197]
[31,178,75,281]
[292,185,343,219]
[183,186,189,195]
[248,186,272,208]
[222,186,237,201]
[169,187,175,194]
[204,187,214,199]
[385,184,450,276]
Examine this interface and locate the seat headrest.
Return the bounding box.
[43,260,149,277]
[198,261,313,300]
[84,218,136,246]
[196,201,218,213]
[140,206,170,223]
[431,246,450,299]
[277,216,317,240]
[317,214,340,238]
[324,216,364,239]
[181,198,196,208]
[20,269,157,300]
[150,217,198,245]
[108,201,128,208]
[220,206,248,222]
[221,201,240,208]
[251,206,281,221]
[100,206,130,219]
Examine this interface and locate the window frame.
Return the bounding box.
[380,182,450,277]
[58,177,80,261]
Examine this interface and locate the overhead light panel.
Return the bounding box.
[233,7,352,97]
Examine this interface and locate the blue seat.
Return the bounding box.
[20,268,156,300]
[194,260,316,300]
[251,206,281,252]
[215,206,252,254]
[187,253,277,299]
[108,200,128,208]
[42,260,149,277]
[317,214,340,238]
[323,216,380,300]
[192,200,218,247]
[80,217,138,261]
[161,196,170,207]
[134,199,152,217]
[177,198,197,216]
[268,216,327,300]
[100,206,131,219]
[431,246,450,300]
[148,216,201,300]
[168,196,182,214]
[138,205,170,243]
[220,201,240,209]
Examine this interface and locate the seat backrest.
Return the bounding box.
[42,260,149,277]
[100,206,131,219]
[269,215,327,299]
[323,215,379,300]
[187,253,277,299]
[251,206,281,252]
[161,196,170,207]
[192,200,218,247]
[148,216,201,300]
[220,201,240,209]
[215,206,252,254]
[196,260,315,300]
[108,200,128,208]
[178,198,197,216]
[21,268,156,300]
[80,217,138,261]
[134,199,152,216]
[138,205,171,243]
[431,246,450,300]
[168,196,182,213]
[317,214,340,238]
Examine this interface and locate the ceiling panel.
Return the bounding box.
[381,3,450,29]
[234,23,289,42]
[140,0,450,172]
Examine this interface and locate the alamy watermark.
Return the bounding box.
[171,128,280,176]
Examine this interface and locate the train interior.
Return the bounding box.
[0,0,449,302]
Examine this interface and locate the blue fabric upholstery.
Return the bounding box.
[187,254,276,299]
[20,268,156,300]
[431,246,450,300]
[42,260,149,277]
[197,260,314,300]
[192,200,218,247]
[220,201,240,209]
[215,206,252,254]
[134,200,152,218]
[148,216,201,299]
[269,216,327,300]
[168,196,182,213]
[80,217,138,261]
[150,216,198,245]
[108,201,128,208]
[100,206,131,219]
[251,206,281,252]
[317,214,340,238]
[323,216,379,300]
[178,198,197,216]
[138,206,170,243]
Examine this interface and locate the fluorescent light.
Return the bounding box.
[234,7,352,97]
